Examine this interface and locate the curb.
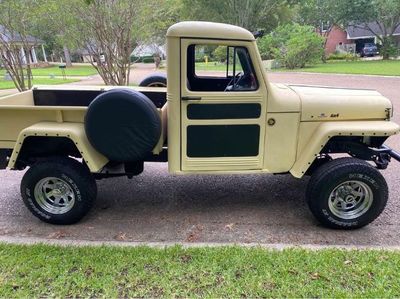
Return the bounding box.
[0,236,399,251]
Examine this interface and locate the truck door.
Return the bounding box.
[180,39,266,172]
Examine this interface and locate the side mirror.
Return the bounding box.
[252,30,265,39]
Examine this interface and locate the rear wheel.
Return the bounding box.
[139,74,167,87]
[21,158,97,225]
[306,158,388,229]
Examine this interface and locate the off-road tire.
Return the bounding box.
[139,74,167,87]
[306,158,388,229]
[21,158,97,225]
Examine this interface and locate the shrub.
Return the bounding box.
[142,57,155,63]
[380,37,399,59]
[212,46,234,63]
[327,52,359,61]
[213,46,228,62]
[257,33,281,60]
[130,56,155,63]
[257,24,325,69]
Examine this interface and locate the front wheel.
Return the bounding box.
[21,158,97,225]
[306,158,388,229]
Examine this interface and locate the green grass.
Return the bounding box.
[0,65,97,77]
[0,78,80,90]
[275,60,400,76]
[1,244,400,297]
[195,62,244,73]
[195,62,228,72]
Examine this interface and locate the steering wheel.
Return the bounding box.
[224,71,244,92]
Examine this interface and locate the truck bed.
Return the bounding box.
[0,85,168,149]
[32,86,167,108]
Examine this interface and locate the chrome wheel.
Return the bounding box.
[34,177,75,214]
[328,180,373,220]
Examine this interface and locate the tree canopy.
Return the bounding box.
[180,0,296,32]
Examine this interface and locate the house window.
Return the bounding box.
[186,44,258,92]
[321,21,331,32]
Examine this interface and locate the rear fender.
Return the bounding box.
[8,122,108,172]
[290,121,400,178]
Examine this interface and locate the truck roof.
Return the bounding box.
[167,21,255,41]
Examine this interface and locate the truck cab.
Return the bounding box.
[166,22,397,177]
[0,21,399,230]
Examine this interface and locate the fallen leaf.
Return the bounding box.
[185,224,204,242]
[47,230,68,239]
[311,272,320,280]
[225,223,235,231]
[114,232,128,241]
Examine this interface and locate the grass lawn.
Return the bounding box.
[275,60,400,76]
[0,78,79,90]
[1,244,400,298]
[0,65,97,77]
[196,62,227,72]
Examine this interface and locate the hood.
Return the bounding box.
[288,85,392,121]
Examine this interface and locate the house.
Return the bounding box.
[324,22,400,55]
[0,25,47,65]
[323,25,354,54]
[131,43,166,60]
[74,48,93,63]
[347,23,400,53]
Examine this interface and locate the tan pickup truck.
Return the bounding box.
[1,21,399,229]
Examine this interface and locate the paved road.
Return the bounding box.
[1,72,400,246]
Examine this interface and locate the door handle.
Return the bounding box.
[182,96,202,101]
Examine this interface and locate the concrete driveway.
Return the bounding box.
[1,72,400,246]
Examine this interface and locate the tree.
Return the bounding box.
[296,0,347,60]
[181,0,296,32]
[258,24,325,69]
[140,0,183,43]
[57,0,144,86]
[341,0,400,59]
[0,0,47,91]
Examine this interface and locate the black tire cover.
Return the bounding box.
[139,74,167,87]
[85,89,161,162]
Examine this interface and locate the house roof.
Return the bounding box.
[347,22,400,39]
[0,25,43,44]
[131,43,166,57]
[167,21,255,41]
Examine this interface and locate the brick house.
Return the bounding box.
[323,22,400,55]
[323,25,352,54]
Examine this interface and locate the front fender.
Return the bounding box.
[290,121,400,178]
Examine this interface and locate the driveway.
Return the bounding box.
[1,72,400,246]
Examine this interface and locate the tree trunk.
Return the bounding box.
[63,46,72,67]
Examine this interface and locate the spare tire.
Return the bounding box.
[85,89,161,162]
[139,74,167,87]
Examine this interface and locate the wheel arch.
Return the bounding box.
[139,73,167,87]
[290,121,400,178]
[8,122,108,172]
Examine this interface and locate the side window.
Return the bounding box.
[186,44,258,92]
